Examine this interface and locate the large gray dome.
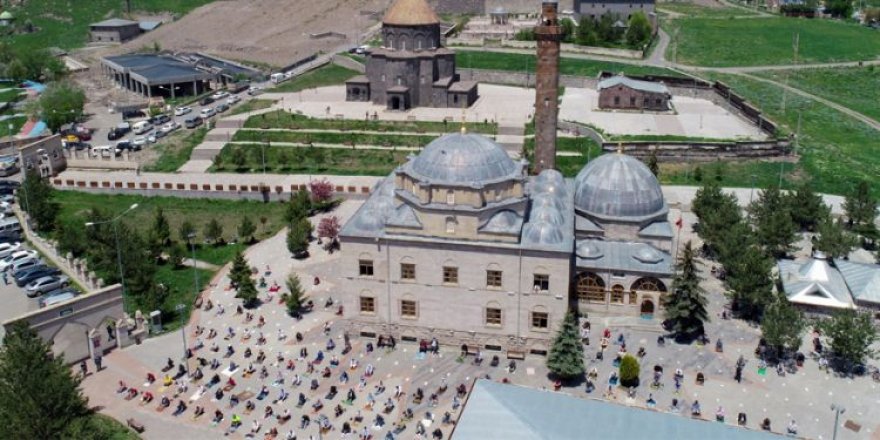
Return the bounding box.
[573,153,665,220]
[408,133,519,185]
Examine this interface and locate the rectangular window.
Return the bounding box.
[359,260,374,277]
[401,263,415,281]
[533,274,550,292]
[400,300,417,318]
[486,270,503,288]
[359,296,375,314]
[443,266,458,284]
[486,308,502,326]
[531,312,549,329]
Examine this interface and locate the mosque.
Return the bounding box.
[338,0,675,355]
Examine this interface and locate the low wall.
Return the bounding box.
[603,140,791,162]
[332,54,366,74]
[458,68,596,89]
[450,39,644,59]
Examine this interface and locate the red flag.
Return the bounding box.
[675,217,683,229]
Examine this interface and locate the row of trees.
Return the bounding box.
[515,13,653,50]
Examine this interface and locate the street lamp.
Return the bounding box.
[175,303,189,374]
[85,203,139,307]
[831,404,845,440]
[749,174,757,204]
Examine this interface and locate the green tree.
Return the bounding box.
[19,170,59,232]
[546,311,585,380]
[0,323,91,439]
[597,13,616,43]
[38,81,85,133]
[825,0,852,17]
[819,309,878,370]
[663,241,709,341]
[844,180,878,245]
[228,250,251,288]
[625,11,652,48]
[178,220,196,243]
[749,186,797,258]
[230,147,247,171]
[787,181,829,231]
[645,149,659,178]
[238,216,257,243]
[619,354,640,387]
[236,275,259,308]
[575,16,599,46]
[559,18,575,43]
[813,217,857,259]
[168,243,185,268]
[725,245,774,321]
[285,188,312,223]
[204,218,223,245]
[285,274,304,315]
[151,207,172,246]
[692,181,742,257]
[760,293,806,360]
[287,218,311,258]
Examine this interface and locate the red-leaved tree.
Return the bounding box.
[317,216,341,239]
[309,179,334,203]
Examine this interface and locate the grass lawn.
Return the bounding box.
[755,66,880,122]
[657,1,755,17]
[213,144,409,175]
[667,17,880,67]
[143,127,207,172]
[269,64,360,93]
[2,116,28,136]
[155,265,215,331]
[192,242,247,266]
[5,0,217,52]
[244,111,497,134]
[88,414,141,440]
[228,99,278,116]
[233,130,437,148]
[0,88,22,103]
[522,137,602,177]
[455,51,684,77]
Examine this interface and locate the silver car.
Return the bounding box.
[26,275,69,297]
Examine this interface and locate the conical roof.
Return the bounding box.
[383,0,440,26]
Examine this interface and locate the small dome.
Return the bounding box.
[576,241,604,259]
[633,245,663,264]
[574,153,665,220]
[408,133,519,185]
[383,0,440,26]
[522,221,564,245]
[530,206,564,226]
[532,193,565,211]
[531,180,568,198]
[484,210,520,231]
[536,169,564,186]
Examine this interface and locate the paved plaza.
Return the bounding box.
[560,87,768,140]
[78,201,880,440]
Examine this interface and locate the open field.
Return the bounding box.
[756,66,880,122]
[234,130,439,147]
[269,64,361,93]
[455,51,684,77]
[228,98,278,116]
[522,137,602,177]
[143,127,207,172]
[212,143,409,175]
[667,18,880,67]
[657,1,757,17]
[244,111,498,134]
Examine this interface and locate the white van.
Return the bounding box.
[90,145,118,158]
[270,73,285,83]
[200,107,216,119]
[0,218,21,235]
[132,120,153,135]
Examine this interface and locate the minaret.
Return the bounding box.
[533,0,561,174]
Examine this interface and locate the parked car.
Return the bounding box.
[0,180,20,189]
[115,140,133,151]
[0,241,21,258]
[90,145,119,157]
[160,121,181,133]
[199,96,215,106]
[122,109,147,120]
[211,90,229,100]
[15,266,60,287]
[200,107,216,119]
[26,275,69,297]
[147,130,167,143]
[174,106,193,116]
[40,289,77,308]
[132,137,148,148]
[215,103,229,113]
[9,257,41,274]
[247,86,263,96]
[64,141,90,150]
[107,128,127,141]
[226,95,241,105]
[150,114,171,125]
[0,250,37,271]
[132,121,153,135]
[184,117,203,129]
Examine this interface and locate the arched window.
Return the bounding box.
[577,272,605,303]
[631,277,667,293]
[610,284,625,304]
[446,190,455,205]
[445,217,456,234]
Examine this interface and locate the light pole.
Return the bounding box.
[261,137,268,175]
[175,303,189,374]
[85,203,139,308]
[831,404,845,440]
[749,174,757,204]
[186,232,200,299]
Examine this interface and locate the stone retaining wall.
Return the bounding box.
[603,140,791,162]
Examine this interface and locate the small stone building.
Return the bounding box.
[575,0,655,22]
[89,18,142,43]
[598,74,671,111]
[346,0,478,110]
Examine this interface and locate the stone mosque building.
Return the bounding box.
[345,0,478,110]
[339,1,674,355]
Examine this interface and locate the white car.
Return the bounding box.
[26,275,69,297]
[0,250,37,271]
[161,121,181,133]
[211,91,229,100]
[247,86,263,96]
[0,241,21,258]
[200,107,216,119]
[174,106,192,116]
[226,95,241,105]
[132,137,148,148]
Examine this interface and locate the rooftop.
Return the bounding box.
[383,0,440,26]
[599,74,670,94]
[402,133,522,187]
[777,255,855,309]
[573,152,667,222]
[103,54,214,85]
[90,18,139,28]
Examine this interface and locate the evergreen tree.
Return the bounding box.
[285,274,304,316]
[228,250,251,288]
[238,216,257,243]
[645,150,659,178]
[749,186,797,258]
[625,11,652,48]
[287,218,311,258]
[285,188,312,223]
[0,323,91,439]
[547,311,585,380]
[692,181,743,257]
[725,245,774,321]
[597,13,616,42]
[787,181,829,231]
[663,241,709,341]
[152,207,172,246]
[843,180,878,244]
[575,16,599,46]
[818,309,878,370]
[179,220,196,243]
[813,217,857,259]
[204,218,223,245]
[760,292,806,360]
[19,169,59,232]
[236,275,259,308]
[618,354,640,387]
[167,243,185,268]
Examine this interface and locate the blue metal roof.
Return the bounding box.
[453,380,779,440]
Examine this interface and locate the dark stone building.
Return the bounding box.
[598,75,671,111]
[89,18,142,43]
[533,0,562,174]
[574,0,655,22]
[345,0,478,110]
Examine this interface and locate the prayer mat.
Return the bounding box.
[236,391,256,400]
[757,367,767,376]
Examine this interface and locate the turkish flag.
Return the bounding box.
[675,217,683,229]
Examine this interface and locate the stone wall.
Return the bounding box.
[605,140,791,162]
[458,67,596,88]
